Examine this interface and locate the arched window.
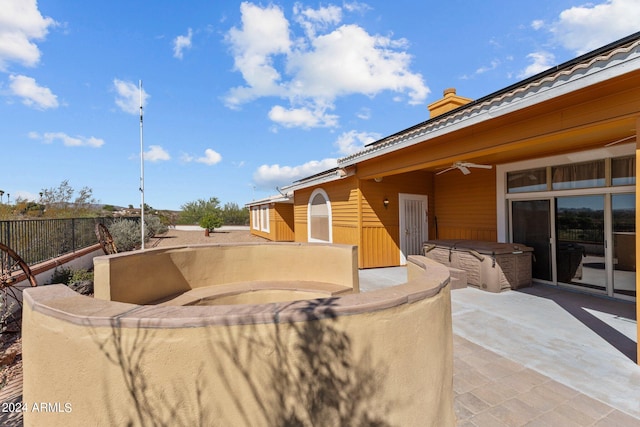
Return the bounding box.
[308,189,332,242]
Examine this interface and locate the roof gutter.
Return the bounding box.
[281,166,356,193]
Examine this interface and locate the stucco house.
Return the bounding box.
[249,31,640,345]
[246,194,295,241]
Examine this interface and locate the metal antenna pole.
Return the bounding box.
[139,80,145,250]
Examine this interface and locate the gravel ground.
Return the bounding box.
[149,228,268,248]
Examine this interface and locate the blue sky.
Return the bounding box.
[2,0,639,210]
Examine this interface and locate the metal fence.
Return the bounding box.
[557,227,604,244]
[0,217,118,266]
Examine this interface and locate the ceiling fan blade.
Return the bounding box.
[604,135,636,147]
[463,162,492,169]
[436,167,455,175]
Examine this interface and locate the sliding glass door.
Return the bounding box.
[512,200,552,281]
[511,194,636,298]
[612,194,636,297]
[503,149,635,299]
[555,195,605,291]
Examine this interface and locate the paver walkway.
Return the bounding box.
[363,266,640,426]
[454,335,639,426]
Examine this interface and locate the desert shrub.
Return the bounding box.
[0,293,20,332]
[108,216,166,252]
[69,268,93,284]
[50,266,73,284]
[145,215,168,236]
[179,197,221,225]
[221,202,249,225]
[48,267,93,285]
[199,212,224,231]
[108,219,141,252]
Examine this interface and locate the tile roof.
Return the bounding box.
[338,31,640,166]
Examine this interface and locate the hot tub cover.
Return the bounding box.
[423,240,533,255]
[423,240,533,292]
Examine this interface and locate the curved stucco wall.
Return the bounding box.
[93,242,360,304]
[23,253,454,427]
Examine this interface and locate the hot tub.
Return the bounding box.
[424,240,533,292]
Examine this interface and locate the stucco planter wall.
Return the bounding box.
[93,242,360,304]
[22,245,454,427]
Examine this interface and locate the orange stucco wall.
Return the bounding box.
[250,203,294,241]
[294,172,431,268]
[294,175,360,246]
[433,167,497,241]
[272,203,295,241]
[359,171,432,267]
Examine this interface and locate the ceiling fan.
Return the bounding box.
[436,161,492,175]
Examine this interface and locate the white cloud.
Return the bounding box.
[181,148,223,165]
[343,2,372,14]
[173,28,193,59]
[268,104,338,128]
[224,3,428,128]
[287,24,426,104]
[144,145,170,162]
[518,51,555,78]
[30,131,104,148]
[531,20,545,31]
[9,74,58,109]
[356,107,371,120]
[334,130,380,156]
[113,79,149,114]
[0,0,57,71]
[293,3,342,38]
[196,148,222,165]
[475,59,500,75]
[253,158,338,189]
[224,2,291,106]
[552,0,640,55]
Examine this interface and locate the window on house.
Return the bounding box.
[252,207,259,230]
[612,156,636,186]
[552,160,605,190]
[308,189,331,242]
[261,205,269,233]
[507,168,547,193]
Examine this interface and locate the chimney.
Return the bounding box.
[427,88,472,118]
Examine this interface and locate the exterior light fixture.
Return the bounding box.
[383,197,389,209]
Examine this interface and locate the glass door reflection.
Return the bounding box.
[555,195,605,291]
[612,193,636,297]
[512,200,552,281]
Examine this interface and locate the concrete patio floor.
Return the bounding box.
[360,267,640,426]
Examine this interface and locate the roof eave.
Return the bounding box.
[281,166,355,193]
[338,33,640,167]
